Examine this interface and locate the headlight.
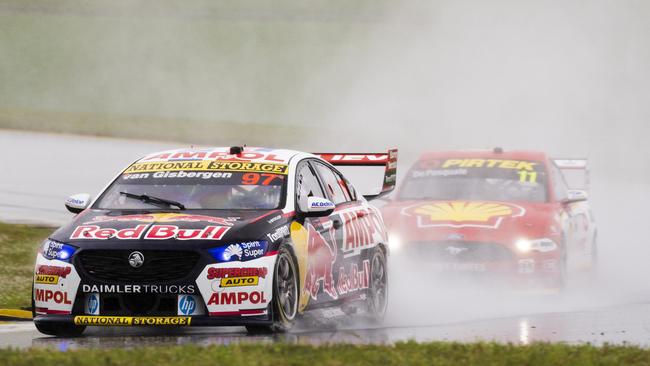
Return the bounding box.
[515,238,557,253]
[41,239,77,262]
[388,234,402,253]
[208,240,268,262]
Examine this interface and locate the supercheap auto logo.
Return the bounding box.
[124,161,289,175]
[402,201,526,229]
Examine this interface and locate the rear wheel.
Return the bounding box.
[246,245,298,334]
[366,247,388,322]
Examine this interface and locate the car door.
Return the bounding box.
[310,161,382,303]
[294,159,341,306]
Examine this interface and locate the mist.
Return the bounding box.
[2,0,650,332]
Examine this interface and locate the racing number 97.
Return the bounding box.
[242,173,283,185]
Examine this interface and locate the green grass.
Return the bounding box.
[0,223,53,309]
[2,342,650,365]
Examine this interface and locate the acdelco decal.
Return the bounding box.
[34,274,59,285]
[124,161,288,175]
[74,316,191,326]
[70,225,230,241]
[207,291,267,305]
[442,159,537,171]
[35,289,72,304]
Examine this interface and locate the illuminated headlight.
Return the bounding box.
[515,238,558,253]
[208,240,268,262]
[388,234,402,253]
[41,239,77,262]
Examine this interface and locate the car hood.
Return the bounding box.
[381,200,562,246]
[50,209,290,250]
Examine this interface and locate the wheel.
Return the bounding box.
[34,321,85,337]
[366,247,388,322]
[246,245,298,334]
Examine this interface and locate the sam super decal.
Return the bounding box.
[402,201,526,229]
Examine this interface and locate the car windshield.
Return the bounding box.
[94,161,288,210]
[399,158,548,203]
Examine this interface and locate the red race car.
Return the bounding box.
[381,148,596,290]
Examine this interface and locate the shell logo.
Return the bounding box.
[403,201,526,229]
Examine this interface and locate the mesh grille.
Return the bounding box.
[77,250,200,283]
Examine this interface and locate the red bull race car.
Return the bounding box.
[33,146,397,336]
[381,148,596,290]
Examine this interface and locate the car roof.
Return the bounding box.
[136,147,304,164]
[418,149,549,163]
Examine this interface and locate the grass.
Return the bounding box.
[2,342,650,365]
[0,223,53,309]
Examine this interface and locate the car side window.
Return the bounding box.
[312,162,352,204]
[295,161,325,210]
[550,162,569,201]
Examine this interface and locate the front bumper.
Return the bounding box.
[33,249,278,322]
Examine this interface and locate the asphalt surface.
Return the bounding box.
[1,129,650,349]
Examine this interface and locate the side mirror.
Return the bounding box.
[65,193,92,214]
[563,190,588,204]
[299,197,335,217]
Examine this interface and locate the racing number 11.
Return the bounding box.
[518,170,538,184]
[242,173,282,185]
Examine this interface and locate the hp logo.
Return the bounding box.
[179,295,197,316]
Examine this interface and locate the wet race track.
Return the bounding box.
[2,129,650,349]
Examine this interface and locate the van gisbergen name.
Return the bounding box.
[81,284,196,294]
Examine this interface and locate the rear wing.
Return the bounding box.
[314,149,398,201]
[553,158,590,191]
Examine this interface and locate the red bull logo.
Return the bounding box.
[402,201,526,229]
[304,224,338,300]
[86,213,236,226]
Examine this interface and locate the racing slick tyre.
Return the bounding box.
[34,321,86,337]
[366,246,388,323]
[246,245,298,334]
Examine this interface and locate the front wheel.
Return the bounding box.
[246,245,298,334]
[366,247,388,322]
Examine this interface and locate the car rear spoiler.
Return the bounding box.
[553,158,590,191]
[314,148,398,201]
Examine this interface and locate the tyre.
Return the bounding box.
[366,246,388,322]
[246,245,298,334]
[34,321,85,337]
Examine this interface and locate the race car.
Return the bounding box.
[381,148,596,289]
[33,146,397,336]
